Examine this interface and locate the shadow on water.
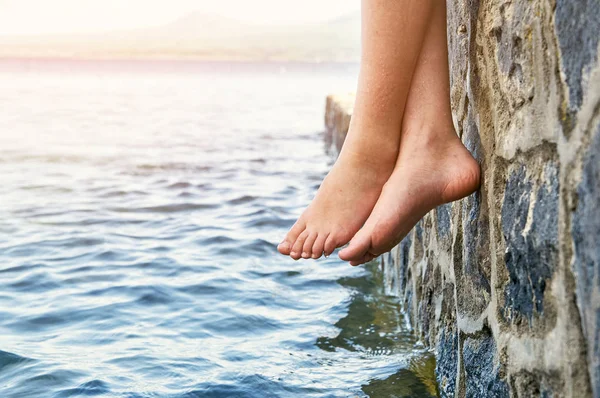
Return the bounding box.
[317,261,439,398]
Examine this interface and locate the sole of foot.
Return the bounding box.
[338,129,480,266]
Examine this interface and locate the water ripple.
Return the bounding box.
[0,60,436,398]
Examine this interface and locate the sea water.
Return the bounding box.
[0,59,437,397]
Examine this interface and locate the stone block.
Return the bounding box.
[572,125,600,396]
[462,331,509,398]
[436,327,459,398]
[555,0,600,110]
[436,204,452,239]
[501,163,558,325]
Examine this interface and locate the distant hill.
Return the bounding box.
[0,11,361,62]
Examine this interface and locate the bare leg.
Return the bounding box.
[278,0,435,260]
[339,0,480,265]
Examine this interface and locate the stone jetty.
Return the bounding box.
[324,1,600,396]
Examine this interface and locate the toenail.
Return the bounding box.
[301,252,308,258]
[279,242,290,250]
[290,251,297,257]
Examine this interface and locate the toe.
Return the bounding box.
[339,229,372,262]
[277,241,291,255]
[278,219,306,255]
[324,231,348,257]
[290,230,309,260]
[311,233,328,259]
[323,234,338,257]
[363,253,376,263]
[349,252,375,266]
[302,232,317,259]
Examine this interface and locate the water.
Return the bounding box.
[0,59,437,397]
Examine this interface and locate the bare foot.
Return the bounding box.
[278,133,398,260]
[276,0,437,260]
[338,128,480,265]
[338,0,479,266]
[276,0,440,261]
[277,0,440,261]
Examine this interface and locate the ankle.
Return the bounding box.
[334,144,397,187]
[341,126,400,165]
[401,123,459,152]
[345,111,402,150]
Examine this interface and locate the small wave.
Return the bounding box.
[135,287,174,306]
[8,271,62,293]
[201,314,282,337]
[54,379,111,397]
[0,263,45,275]
[19,185,73,193]
[214,239,275,257]
[90,249,130,261]
[139,163,209,171]
[198,235,238,246]
[195,183,215,190]
[166,181,193,189]
[4,237,104,253]
[109,203,219,213]
[226,195,257,205]
[0,153,87,165]
[98,189,149,198]
[182,374,313,398]
[106,354,156,366]
[243,216,292,229]
[175,283,222,297]
[82,284,172,300]
[10,313,69,332]
[234,208,271,219]
[0,350,32,371]
[62,273,125,285]
[275,185,299,196]
[128,163,212,174]
[244,269,302,280]
[23,369,86,386]
[7,302,130,334]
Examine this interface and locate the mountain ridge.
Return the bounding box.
[0,11,361,62]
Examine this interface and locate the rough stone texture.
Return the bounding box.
[573,124,600,395]
[462,330,510,397]
[324,1,600,396]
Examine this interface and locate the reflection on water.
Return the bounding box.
[0,59,437,397]
[363,354,438,398]
[319,262,439,397]
[317,266,414,355]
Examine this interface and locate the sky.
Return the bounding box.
[0,0,360,36]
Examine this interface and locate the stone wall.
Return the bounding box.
[324,1,600,396]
